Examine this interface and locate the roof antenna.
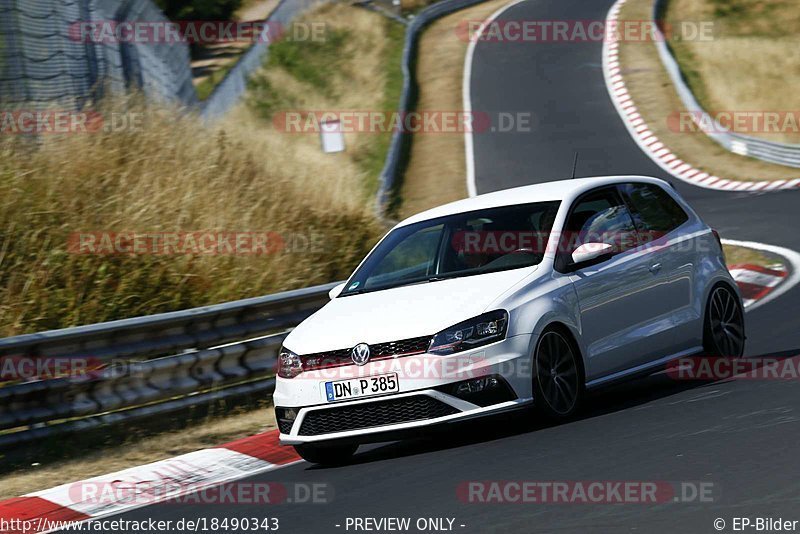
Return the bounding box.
[570,151,579,179]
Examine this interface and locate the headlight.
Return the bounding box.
[428,310,508,355]
[278,348,303,378]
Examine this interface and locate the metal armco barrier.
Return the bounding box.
[652,0,800,168]
[0,282,338,449]
[377,0,490,212]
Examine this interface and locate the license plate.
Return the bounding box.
[324,373,399,402]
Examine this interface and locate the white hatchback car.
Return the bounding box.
[274,176,744,464]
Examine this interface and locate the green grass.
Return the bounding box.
[246,6,406,196]
[704,0,794,36]
[354,20,406,197]
[723,245,780,269]
[269,28,352,95]
[246,27,354,117]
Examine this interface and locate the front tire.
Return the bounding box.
[704,284,745,357]
[533,327,584,419]
[294,443,357,465]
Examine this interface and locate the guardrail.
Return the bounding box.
[377,0,494,212]
[0,282,338,450]
[652,0,800,168]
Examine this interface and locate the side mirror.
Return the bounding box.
[570,242,613,268]
[328,282,346,300]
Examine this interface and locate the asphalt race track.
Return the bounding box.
[58,0,800,532]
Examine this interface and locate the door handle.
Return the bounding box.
[649,263,662,274]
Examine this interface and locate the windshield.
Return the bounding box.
[341,201,561,296]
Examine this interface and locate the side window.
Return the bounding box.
[364,224,444,289]
[562,188,639,258]
[620,183,689,241]
[441,202,559,274]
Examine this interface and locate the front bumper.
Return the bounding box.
[274,334,533,445]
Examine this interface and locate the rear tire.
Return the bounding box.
[703,284,745,357]
[533,327,584,420]
[294,443,357,465]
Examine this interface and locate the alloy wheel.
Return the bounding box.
[536,331,580,416]
[708,286,745,357]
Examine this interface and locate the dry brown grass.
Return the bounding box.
[0,101,383,337]
[399,0,509,219]
[0,407,277,500]
[666,0,800,144]
[617,0,799,181]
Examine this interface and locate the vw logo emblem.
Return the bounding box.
[351,343,371,366]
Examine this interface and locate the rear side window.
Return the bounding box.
[620,183,689,240]
[562,187,639,256]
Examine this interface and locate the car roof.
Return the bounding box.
[397,175,672,227]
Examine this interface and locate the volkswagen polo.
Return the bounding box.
[274,176,744,464]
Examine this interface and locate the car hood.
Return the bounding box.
[284,267,539,354]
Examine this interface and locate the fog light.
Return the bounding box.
[437,375,516,407]
[455,377,499,395]
[275,407,298,434]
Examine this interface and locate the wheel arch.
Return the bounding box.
[531,320,587,385]
[701,278,744,327]
[701,279,746,355]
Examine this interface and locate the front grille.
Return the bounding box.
[372,337,431,357]
[301,335,431,370]
[298,395,459,436]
